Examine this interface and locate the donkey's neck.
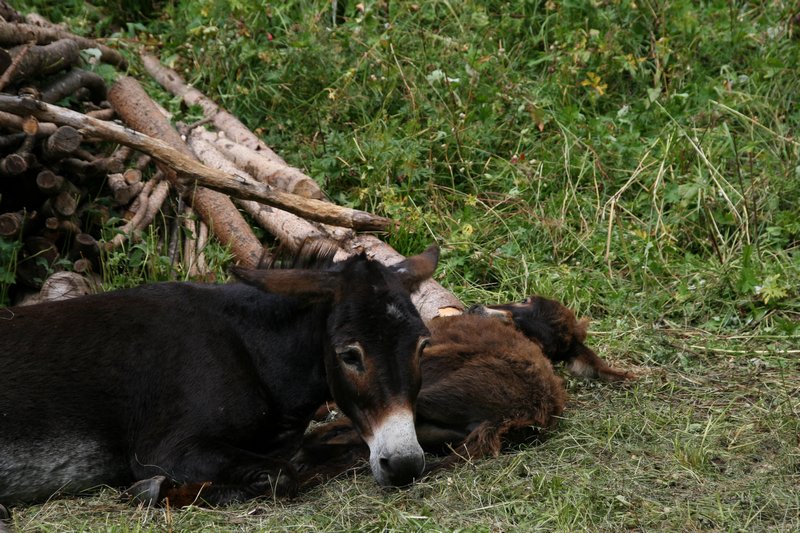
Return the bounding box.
[235,290,332,422]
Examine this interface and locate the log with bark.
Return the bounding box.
[198,128,324,200]
[186,127,462,319]
[0,12,465,320]
[0,94,395,232]
[141,52,283,163]
[106,175,170,251]
[40,68,107,104]
[106,76,265,268]
[0,22,127,69]
[3,39,81,86]
[0,109,57,136]
[0,22,138,300]
[0,1,23,23]
[186,128,329,252]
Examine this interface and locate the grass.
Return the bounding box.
[6,0,800,530]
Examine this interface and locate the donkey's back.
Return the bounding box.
[0,282,313,504]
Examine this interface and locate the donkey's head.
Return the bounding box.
[234,243,438,487]
[467,296,585,361]
[469,295,633,381]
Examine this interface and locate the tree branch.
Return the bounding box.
[0,94,394,231]
[0,22,127,69]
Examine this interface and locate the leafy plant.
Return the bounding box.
[0,237,21,306]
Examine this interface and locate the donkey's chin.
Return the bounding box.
[364,410,425,488]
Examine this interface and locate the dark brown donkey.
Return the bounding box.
[470,295,634,381]
[0,242,438,509]
[294,295,632,488]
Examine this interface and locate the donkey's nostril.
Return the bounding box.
[379,453,425,487]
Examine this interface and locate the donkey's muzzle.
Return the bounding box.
[378,451,425,487]
[366,409,425,487]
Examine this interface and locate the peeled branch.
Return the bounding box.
[186,129,329,251]
[0,94,394,231]
[199,129,323,199]
[141,52,285,164]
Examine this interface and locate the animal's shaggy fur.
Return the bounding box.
[292,295,633,490]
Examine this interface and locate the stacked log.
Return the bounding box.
[0,8,463,319]
[0,13,127,302]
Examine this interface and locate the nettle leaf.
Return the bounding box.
[758,274,789,305]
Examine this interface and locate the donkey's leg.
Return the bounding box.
[124,475,171,506]
[0,504,13,533]
[292,418,369,490]
[160,465,296,507]
[126,471,295,508]
[129,441,297,506]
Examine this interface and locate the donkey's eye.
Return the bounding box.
[336,344,365,372]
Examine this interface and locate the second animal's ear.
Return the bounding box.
[568,342,635,382]
[390,245,440,292]
[575,318,590,343]
[465,304,514,324]
[231,267,339,300]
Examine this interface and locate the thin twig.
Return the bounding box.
[0,40,34,91]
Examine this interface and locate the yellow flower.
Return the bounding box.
[581,71,607,96]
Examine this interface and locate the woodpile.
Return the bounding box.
[0,7,462,320]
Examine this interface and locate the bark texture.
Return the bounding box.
[0,94,394,232]
[106,77,263,267]
[141,52,284,163]
[0,22,127,68]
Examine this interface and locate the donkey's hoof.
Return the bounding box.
[0,504,10,533]
[252,469,297,499]
[124,475,167,507]
[271,471,298,498]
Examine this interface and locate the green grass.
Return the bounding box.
[7,0,800,530]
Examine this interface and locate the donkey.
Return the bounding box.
[469,295,634,381]
[0,241,438,509]
[293,295,632,489]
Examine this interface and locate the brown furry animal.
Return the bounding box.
[469,295,634,381]
[413,314,566,459]
[292,295,632,490]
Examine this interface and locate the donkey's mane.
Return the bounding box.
[261,238,342,271]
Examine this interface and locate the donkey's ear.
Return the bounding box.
[575,317,590,343]
[389,244,439,292]
[466,304,514,324]
[231,267,339,299]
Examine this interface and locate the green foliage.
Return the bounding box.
[112,0,799,332]
[0,237,21,306]
[99,209,233,290]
